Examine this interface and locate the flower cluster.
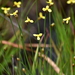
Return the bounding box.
[24,1,53,40]
[1,1,21,17]
[1,0,72,41]
[32,0,54,40]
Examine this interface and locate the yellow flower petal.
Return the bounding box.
[42,8,46,11]
[37,37,40,40]
[30,20,34,23]
[25,20,28,23]
[48,9,52,12]
[66,20,69,24]
[73,0,75,3]
[46,5,49,9]
[38,33,42,36]
[67,1,71,4]
[39,12,42,17]
[4,11,7,14]
[33,34,37,36]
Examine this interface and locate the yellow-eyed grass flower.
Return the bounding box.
[10,10,18,17]
[63,17,71,24]
[50,23,55,27]
[67,0,75,4]
[14,1,21,8]
[1,7,10,15]
[46,0,54,6]
[25,17,34,23]
[17,57,20,61]
[33,33,42,40]
[38,12,45,20]
[42,5,52,12]
[22,68,26,73]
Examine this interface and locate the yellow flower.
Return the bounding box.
[33,33,43,40]
[17,57,20,61]
[38,12,45,20]
[50,23,55,27]
[1,7,10,14]
[25,17,34,23]
[42,5,52,12]
[46,0,54,6]
[63,17,71,24]
[67,0,75,4]
[14,1,21,8]
[22,68,26,73]
[10,10,18,17]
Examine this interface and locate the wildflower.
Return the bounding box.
[10,10,18,17]
[50,23,55,27]
[74,56,75,59]
[33,33,42,40]
[17,57,20,61]
[67,0,75,4]
[1,7,10,14]
[38,12,45,20]
[22,68,26,72]
[14,1,21,8]
[63,17,71,24]
[46,0,54,6]
[42,5,52,12]
[25,17,34,23]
